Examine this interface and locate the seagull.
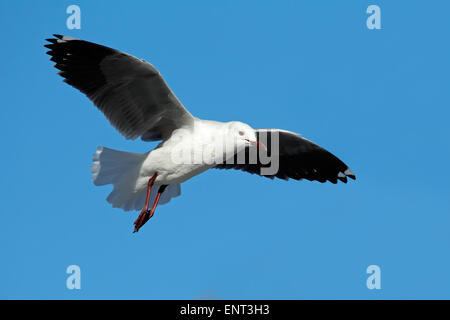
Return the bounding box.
[45,34,356,232]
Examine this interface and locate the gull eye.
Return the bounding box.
[238,131,244,136]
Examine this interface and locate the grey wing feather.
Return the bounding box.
[45,34,194,140]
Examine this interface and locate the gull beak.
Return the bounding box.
[248,140,267,151]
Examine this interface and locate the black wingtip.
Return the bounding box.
[344,168,356,180]
[337,176,348,183]
[53,34,63,39]
[347,174,356,180]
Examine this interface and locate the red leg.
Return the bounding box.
[133,173,157,232]
[136,185,167,231]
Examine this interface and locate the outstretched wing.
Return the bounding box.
[215,129,356,184]
[45,35,194,141]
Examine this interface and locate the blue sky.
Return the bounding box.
[1,0,449,299]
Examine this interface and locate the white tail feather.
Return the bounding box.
[91,146,181,211]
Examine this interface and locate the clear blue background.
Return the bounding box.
[1,0,449,299]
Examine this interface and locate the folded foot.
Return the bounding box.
[133,209,154,233]
[133,184,168,233]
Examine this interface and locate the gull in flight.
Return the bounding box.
[45,35,356,232]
